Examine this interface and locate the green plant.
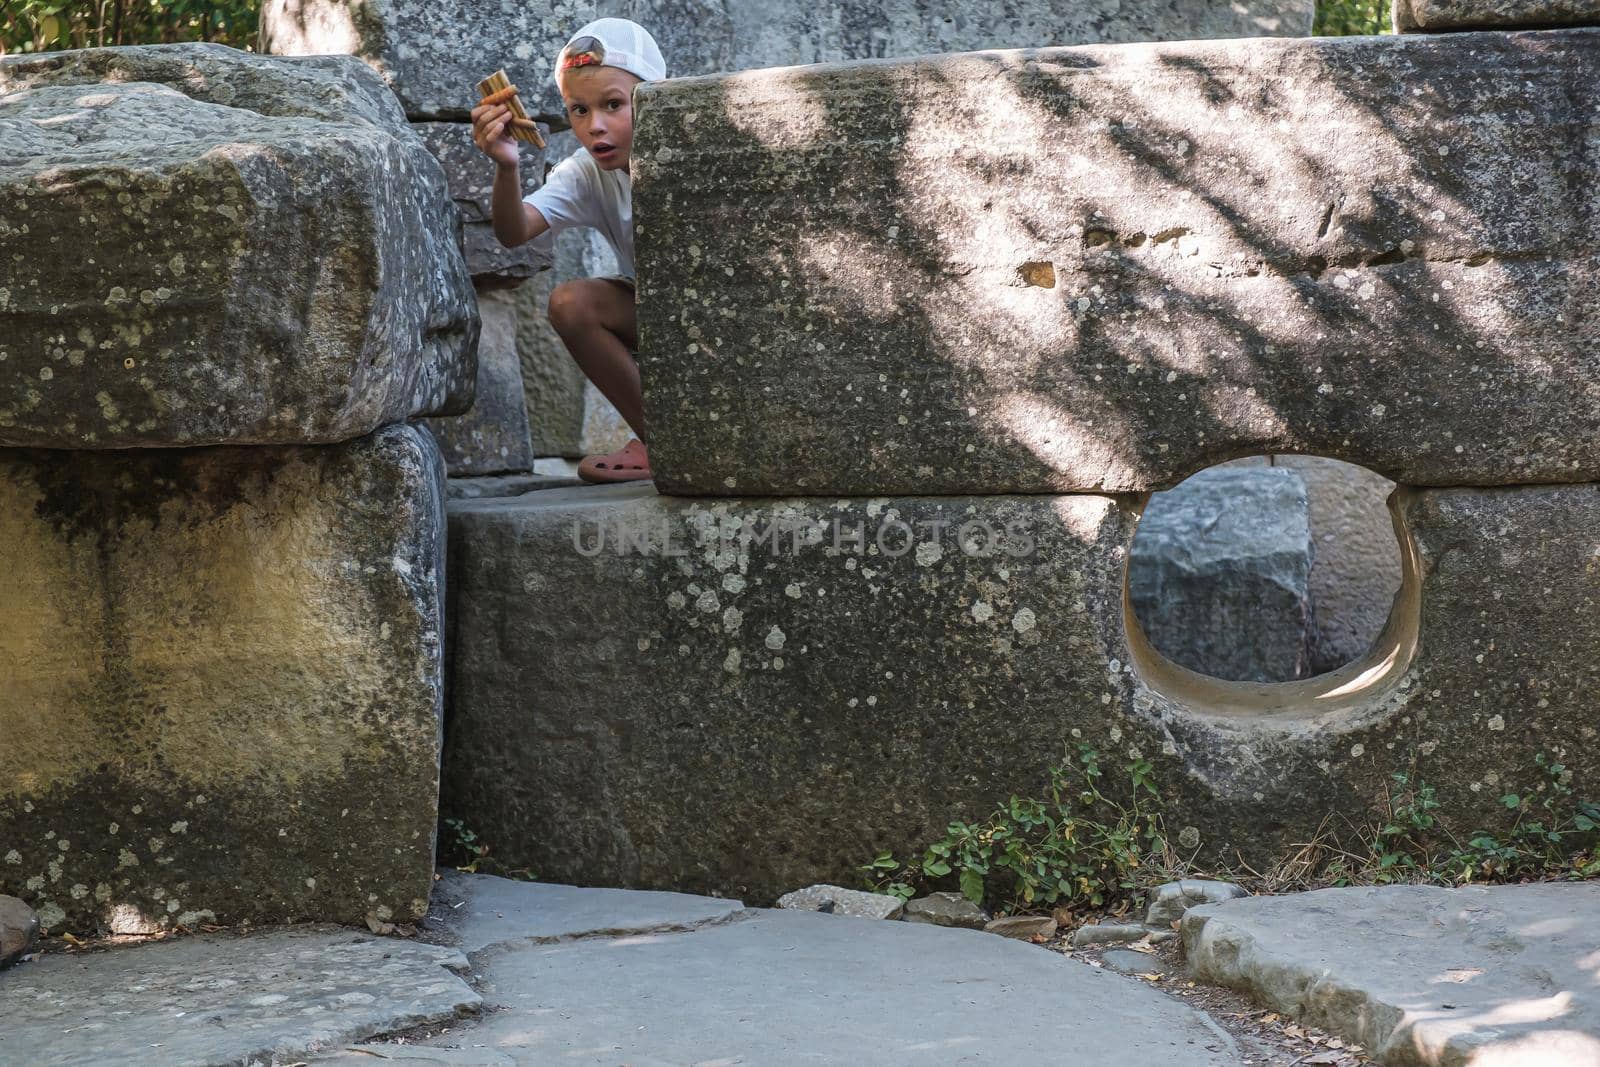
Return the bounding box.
[860,745,1172,915]
[441,817,536,881]
[1351,756,1600,887]
[1370,772,1442,881]
[1314,0,1393,36]
[2,0,261,57]
[1442,755,1600,883]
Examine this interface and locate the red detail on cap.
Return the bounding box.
[561,53,601,70]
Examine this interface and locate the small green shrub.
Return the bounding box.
[441,817,536,881]
[860,745,1171,915]
[1288,756,1600,889]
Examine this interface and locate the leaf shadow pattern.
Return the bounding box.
[634,28,1600,497]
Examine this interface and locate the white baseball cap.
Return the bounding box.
[555,18,666,85]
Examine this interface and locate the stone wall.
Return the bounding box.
[439,24,1600,901]
[0,45,467,931]
[442,481,1600,902]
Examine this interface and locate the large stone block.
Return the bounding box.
[1395,0,1600,31]
[441,481,1600,902]
[260,0,1313,125]
[1129,466,1314,683]
[259,0,737,123]
[633,30,1600,495]
[412,121,550,284]
[0,424,446,931]
[0,44,477,449]
[424,287,537,476]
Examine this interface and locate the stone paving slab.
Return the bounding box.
[380,909,1239,1065]
[0,926,477,1067]
[432,871,744,954]
[1183,882,1600,1066]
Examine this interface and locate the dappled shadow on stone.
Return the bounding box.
[633,28,1600,495]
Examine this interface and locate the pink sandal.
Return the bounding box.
[578,438,651,484]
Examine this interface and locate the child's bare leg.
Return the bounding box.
[547,278,644,440]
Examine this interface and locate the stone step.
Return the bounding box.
[440,480,1600,901]
[632,28,1600,495]
[0,44,477,449]
[0,424,447,932]
[1183,882,1600,1065]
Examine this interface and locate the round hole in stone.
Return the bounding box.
[1125,456,1412,700]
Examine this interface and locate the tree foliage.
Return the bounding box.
[1,0,259,56]
[0,0,1397,61]
[1314,0,1394,36]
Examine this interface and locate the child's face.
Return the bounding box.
[559,66,642,171]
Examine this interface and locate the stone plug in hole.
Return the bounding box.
[1018,261,1056,288]
[1127,457,1406,685]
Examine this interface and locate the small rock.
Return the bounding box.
[0,895,41,968]
[776,884,903,920]
[1102,948,1174,975]
[1071,922,1153,948]
[1145,880,1248,928]
[903,892,989,929]
[985,916,1058,941]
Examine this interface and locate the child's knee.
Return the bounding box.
[547,280,595,333]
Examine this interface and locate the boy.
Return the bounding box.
[471,18,662,483]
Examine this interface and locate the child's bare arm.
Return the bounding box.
[471,101,550,248]
[490,158,549,248]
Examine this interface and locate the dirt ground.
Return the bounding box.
[1050,932,1372,1067]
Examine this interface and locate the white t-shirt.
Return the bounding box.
[523,150,634,278]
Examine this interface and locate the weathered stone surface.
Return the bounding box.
[260,0,737,123]
[412,122,549,283]
[423,288,537,476]
[432,870,743,954]
[0,424,446,930]
[382,910,1241,1064]
[634,30,1600,495]
[1184,883,1600,1066]
[446,472,583,499]
[1145,879,1248,928]
[0,45,477,449]
[1072,922,1158,947]
[985,915,1058,940]
[261,0,1312,126]
[1278,456,1402,674]
[0,895,38,968]
[0,926,477,1066]
[442,480,1600,901]
[727,0,1312,72]
[1130,467,1314,683]
[1395,0,1600,30]
[1102,947,1173,974]
[903,891,990,928]
[777,884,904,919]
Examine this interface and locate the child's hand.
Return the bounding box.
[471,102,520,169]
